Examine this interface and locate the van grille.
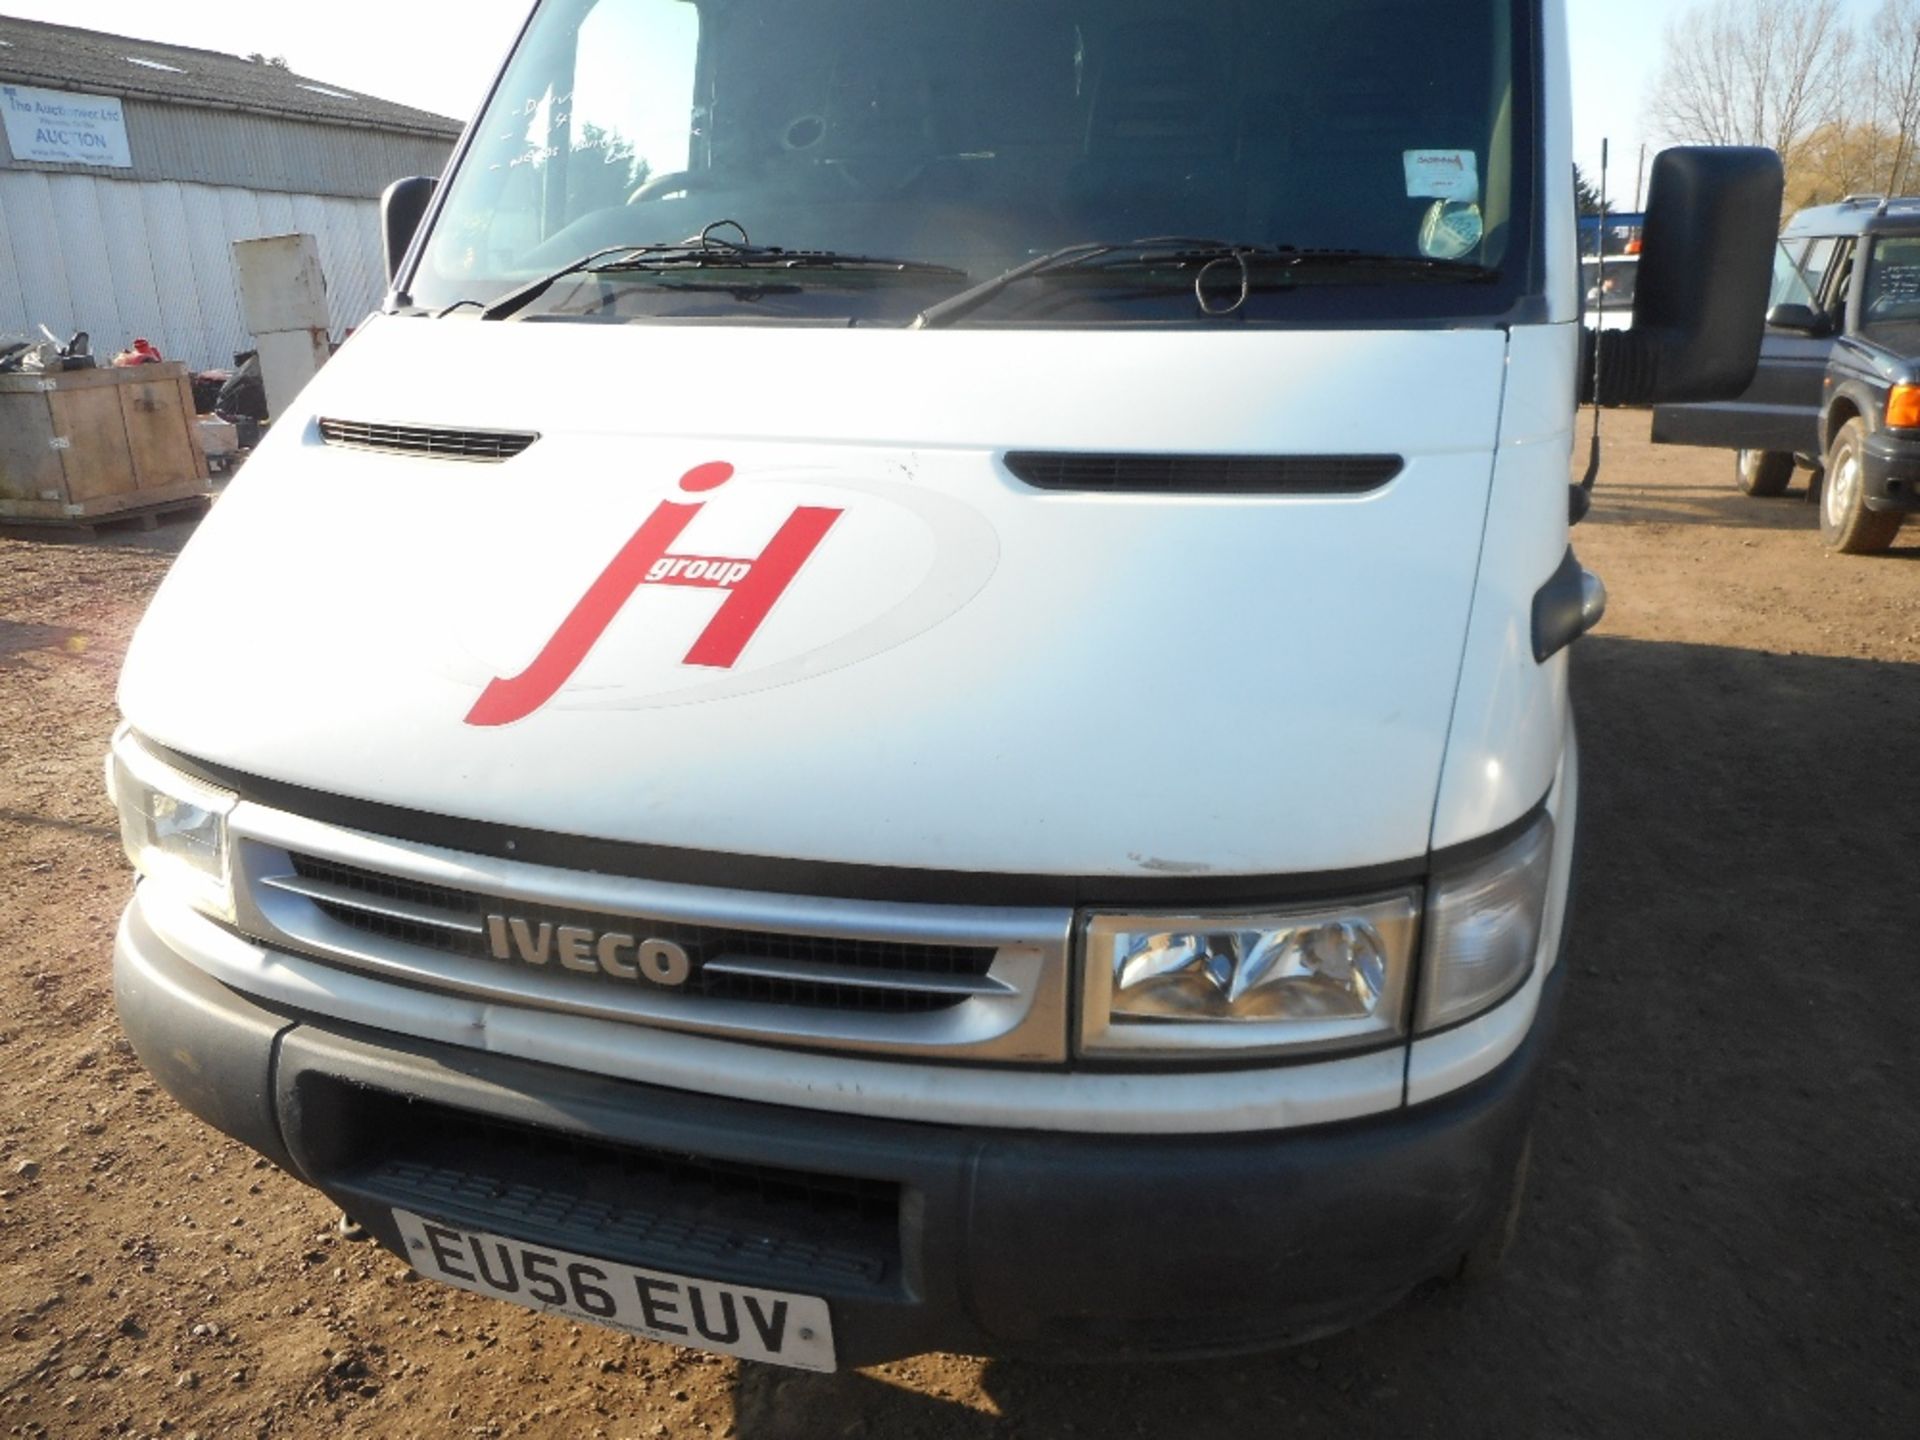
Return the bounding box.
[1003,452,1402,494]
[280,852,1000,1015]
[225,805,1071,1062]
[317,418,538,462]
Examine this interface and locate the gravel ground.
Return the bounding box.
[2,412,1917,1439]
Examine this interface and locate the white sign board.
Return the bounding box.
[1,85,132,168]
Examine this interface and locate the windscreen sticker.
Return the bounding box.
[1404,149,1479,202]
[1419,200,1484,260]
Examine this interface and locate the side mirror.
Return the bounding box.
[380,176,438,288]
[1591,147,1784,405]
[1765,301,1829,335]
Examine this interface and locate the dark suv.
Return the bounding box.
[1653,195,1920,553]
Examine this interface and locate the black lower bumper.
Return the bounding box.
[114,901,1562,1366]
[1863,431,1920,512]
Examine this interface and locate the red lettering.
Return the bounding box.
[681,508,841,668]
[465,464,842,727]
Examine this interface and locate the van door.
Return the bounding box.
[1652,236,1842,456]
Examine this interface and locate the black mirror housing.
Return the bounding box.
[1765,301,1829,335]
[1590,147,1784,406]
[380,176,439,290]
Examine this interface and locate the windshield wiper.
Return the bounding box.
[479,223,965,321]
[911,239,1496,328]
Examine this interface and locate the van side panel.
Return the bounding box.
[1428,322,1577,850]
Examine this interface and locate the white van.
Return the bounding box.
[1582,253,1639,330]
[109,0,1778,1370]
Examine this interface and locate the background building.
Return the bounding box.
[0,17,460,370]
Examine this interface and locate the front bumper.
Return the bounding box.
[115,898,1563,1366]
[1862,430,1920,512]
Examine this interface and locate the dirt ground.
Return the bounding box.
[2,412,1917,1440]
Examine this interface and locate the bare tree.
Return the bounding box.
[1865,0,1920,194]
[1652,0,1855,157]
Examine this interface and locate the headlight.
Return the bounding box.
[1417,816,1554,1033]
[108,728,237,922]
[1079,894,1419,1059]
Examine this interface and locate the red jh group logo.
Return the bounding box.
[466,462,843,727]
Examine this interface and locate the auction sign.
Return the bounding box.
[1,85,132,167]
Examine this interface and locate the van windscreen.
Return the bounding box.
[413,0,1533,326]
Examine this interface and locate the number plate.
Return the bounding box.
[393,1210,836,1371]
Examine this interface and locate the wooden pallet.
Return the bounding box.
[0,492,211,541]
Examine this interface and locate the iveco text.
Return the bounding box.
[109,0,1781,1370]
[485,918,697,986]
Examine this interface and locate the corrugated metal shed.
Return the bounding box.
[0,97,456,200]
[0,170,386,369]
[0,15,461,370]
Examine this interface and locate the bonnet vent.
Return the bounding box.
[1003,452,1402,494]
[317,419,538,462]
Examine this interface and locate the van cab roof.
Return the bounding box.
[1783,196,1920,241]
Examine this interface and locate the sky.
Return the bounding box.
[0,0,1885,211]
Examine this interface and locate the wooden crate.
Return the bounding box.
[0,362,210,522]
